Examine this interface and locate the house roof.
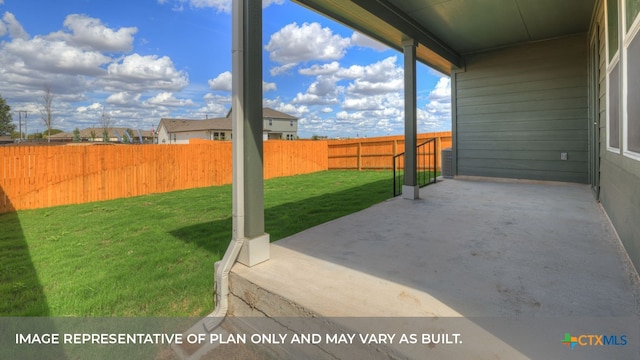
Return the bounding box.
[225,107,298,120]
[161,107,297,133]
[48,128,154,140]
[158,117,232,133]
[293,0,596,74]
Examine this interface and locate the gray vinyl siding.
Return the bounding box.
[592,0,640,272]
[455,34,589,183]
[600,159,640,272]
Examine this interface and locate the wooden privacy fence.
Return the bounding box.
[0,141,328,213]
[327,131,452,170]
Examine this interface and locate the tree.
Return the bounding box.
[40,85,54,143]
[100,106,112,142]
[0,95,15,136]
[73,128,81,142]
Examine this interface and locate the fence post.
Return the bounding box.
[357,142,362,171]
[436,136,441,172]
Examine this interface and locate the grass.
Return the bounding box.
[0,170,393,317]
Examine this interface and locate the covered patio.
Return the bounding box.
[213,178,639,359]
[229,179,639,320]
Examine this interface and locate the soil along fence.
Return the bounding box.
[327,131,452,170]
[0,141,328,213]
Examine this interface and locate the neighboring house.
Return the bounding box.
[156,117,232,144]
[229,107,299,141]
[0,135,13,144]
[227,1,640,274]
[157,107,298,144]
[47,128,154,143]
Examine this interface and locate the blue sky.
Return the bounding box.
[0,0,451,138]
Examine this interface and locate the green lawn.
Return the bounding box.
[0,170,392,317]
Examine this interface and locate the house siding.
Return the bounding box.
[264,118,298,140]
[455,34,589,183]
[591,0,640,272]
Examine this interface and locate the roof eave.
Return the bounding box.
[293,0,460,74]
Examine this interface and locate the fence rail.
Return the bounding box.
[327,132,452,170]
[0,141,328,213]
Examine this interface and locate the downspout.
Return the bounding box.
[203,0,246,332]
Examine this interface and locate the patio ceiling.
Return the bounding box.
[293,0,597,74]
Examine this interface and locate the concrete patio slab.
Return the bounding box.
[219,179,640,359]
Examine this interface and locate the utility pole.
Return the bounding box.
[15,110,28,140]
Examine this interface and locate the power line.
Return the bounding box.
[14,110,29,140]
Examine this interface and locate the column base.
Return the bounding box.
[402,185,420,200]
[237,233,270,267]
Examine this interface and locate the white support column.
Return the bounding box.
[232,0,269,267]
[402,38,419,200]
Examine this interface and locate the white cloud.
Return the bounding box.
[105,54,189,91]
[2,12,29,40]
[346,57,403,95]
[292,56,452,137]
[275,103,309,118]
[350,32,388,52]
[342,97,384,111]
[76,102,103,113]
[348,78,403,95]
[159,0,284,13]
[292,75,341,105]
[270,63,297,76]
[193,93,231,118]
[418,77,451,131]
[106,92,142,107]
[298,62,341,76]
[208,71,232,91]
[144,92,195,107]
[353,56,402,83]
[265,22,352,65]
[263,0,285,7]
[293,92,333,106]
[263,81,277,92]
[307,76,339,96]
[4,37,111,75]
[189,0,231,12]
[209,71,276,92]
[293,56,403,109]
[428,77,450,101]
[336,64,365,80]
[56,14,138,52]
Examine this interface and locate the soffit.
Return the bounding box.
[293,0,596,74]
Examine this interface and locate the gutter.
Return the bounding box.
[203,0,248,334]
[203,235,244,332]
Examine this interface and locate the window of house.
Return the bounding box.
[607,0,621,151]
[268,119,272,126]
[609,0,620,61]
[609,64,621,150]
[626,0,640,32]
[624,0,640,158]
[290,120,294,127]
